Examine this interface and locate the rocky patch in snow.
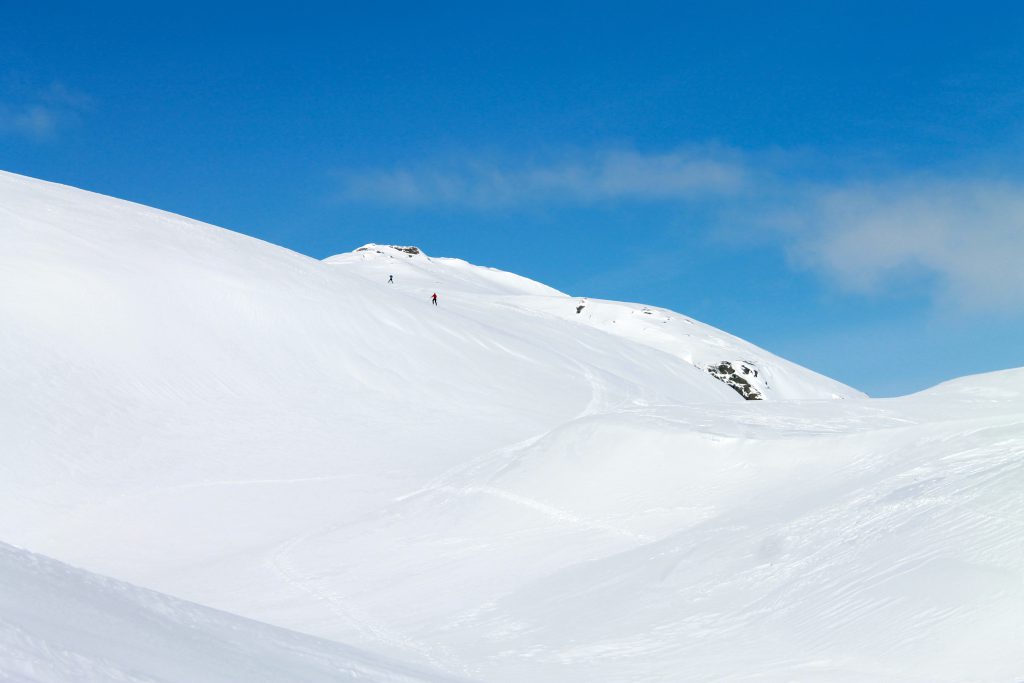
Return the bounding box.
[707,360,765,400]
[356,244,423,257]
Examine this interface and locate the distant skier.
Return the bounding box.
[388,274,394,284]
[431,292,438,306]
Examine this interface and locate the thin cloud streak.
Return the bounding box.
[0,103,60,139]
[334,148,748,207]
[0,82,92,141]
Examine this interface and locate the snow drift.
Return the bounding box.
[1,169,1021,682]
[0,542,460,683]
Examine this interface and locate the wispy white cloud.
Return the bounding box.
[334,147,748,207]
[0,82,92,141]
[0,103,61,139]
[39,81,94,110]
[776,178,1024,311]
[334,142,1024,312]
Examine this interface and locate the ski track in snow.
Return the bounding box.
[262,357,650,675]
[264,359,632,673]
[434,485,655,543]
[392,359,612,507]
[266,521,476,679]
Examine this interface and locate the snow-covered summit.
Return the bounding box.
[356,243,431,259]
[326,242,861,400]
[327,242,566,298]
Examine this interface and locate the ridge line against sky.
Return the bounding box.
[332,148,1024,312]
[2,2,1023,396]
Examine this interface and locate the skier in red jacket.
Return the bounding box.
[431,293,438,306]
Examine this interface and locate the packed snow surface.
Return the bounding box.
[0,542,460,683]
[1,169,1022,681]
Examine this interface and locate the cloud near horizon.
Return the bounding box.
[779,178,1024,312]
[334,147,1024,313]
[334,148,748,207]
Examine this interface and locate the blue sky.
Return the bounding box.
[3,2,1023,396]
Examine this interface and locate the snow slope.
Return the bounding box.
[0,541,461,683]
[327,244,861,401]
[243,368,1024,682]
[2,169,1022,682]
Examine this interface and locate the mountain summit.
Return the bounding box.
[327,241,861,401]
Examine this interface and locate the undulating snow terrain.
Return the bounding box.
[0,542,461,683]
[1,169,1022,681]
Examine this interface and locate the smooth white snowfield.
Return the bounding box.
[1,169,1022,682]
[0,541,462,683]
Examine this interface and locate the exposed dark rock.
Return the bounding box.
[707,361,764,400]
[355,245,422,257]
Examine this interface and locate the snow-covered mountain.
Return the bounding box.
[1,169,1022,682]
[327,243,861,401]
